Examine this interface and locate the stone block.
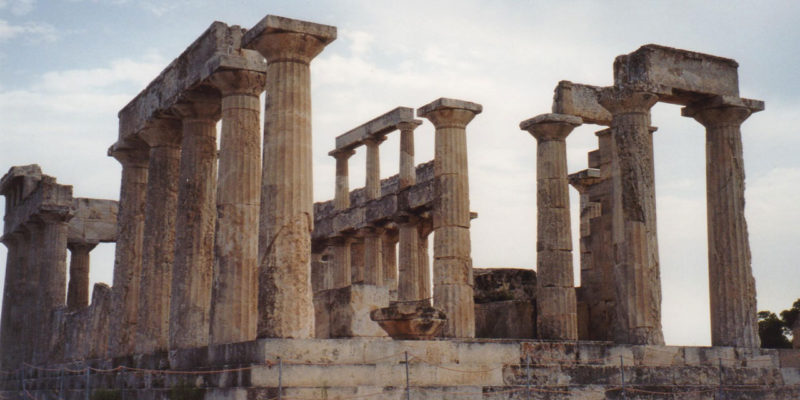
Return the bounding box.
[473,268,536,303]
[551,81,612,126]
[475,300,534,339]
[614,44,740,104]
[335,107,415,150]
[315,284,390,338]
[69,197,118,244]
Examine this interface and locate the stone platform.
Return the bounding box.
[3,338,798,399]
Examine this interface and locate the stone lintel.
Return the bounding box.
[614,44,740,105]
[552,81,612,126]
[519,113,582,131]
[0,164,42,196]
[117,22,266,142]
[68,198,119,245]
[335,107,417,151]
[2,174,73,236]
[242,15,337,49]
[681,95,765,118]
[568,168,603,191]
[417,98,483,118]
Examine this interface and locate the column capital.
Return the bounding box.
[108,140,150,168]
[138,118,182,148]
[396,120,423,132]
[568,168,602,193]
[67,241,98,253]
[417,98,482,129]
[209,69,267,97]
[598,88,658,115]
[681,96,764,127]
[243,15,336,64]
[329,148,355,160]
[34,210,73,225]
[520,113,582,142]
[172,91,221,121]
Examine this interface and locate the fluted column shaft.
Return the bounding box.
[398,121,421,188]
[397,219,420,301]
[599,89,663,345]
[521,114,581,340]
[382,229,398,291]
[363,227,383,286]
[418,225,432,301]
[685,102,759,347]
[136,120,182,353]
[0,233,26,368]
[365,138,383,199]
[251,32,331,339]
[330,149,354,290]
[418,99,482,338]
[207,71,265,346]
[333,150,354,210]
[108,144,149,357]
[169,94,220,350]
[67,242,96,310]
[331,236,352,288]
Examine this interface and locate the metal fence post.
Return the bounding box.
[59,368,64,400]
[278,357,282,400]
[85,367,90,400]
[619,355,626,400]
[525,353,531,400]
[404,351,410,400]
[718,357,724,400]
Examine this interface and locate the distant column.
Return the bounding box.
[398,121,421,188]
[245,16,336,338]
[34,211,72,364]
[683,96,763,348]
[169,93,220,350]
[599,88,663,345]
[417,98,482,338]
[330,149,354,289]
[520,113,581,340]
[397,216,420,301]
[67,242,97,310]
[417,219,433,301]
[208,70,266,345]
[108,142,149,357]
[363,137,385,286]
[382,229,399,292]
[136,118,182,353]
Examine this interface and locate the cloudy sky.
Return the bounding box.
[1,0,798,346]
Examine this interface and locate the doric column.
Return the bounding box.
[382,228,398,292]
[351,239,365,284]
[332,149,355,210]
[363,227,384,286]
[364,137,384,200]
[169,93,220,350]
[208,70,266,346]
[417,98,482,338]
[330,149,355,290]
[598,88,664,345]
[398,121,422,188]
[520,113,581,340]
[108,142,149,357]
[245,17,336,338]
[0,232,26,368]
[22,221,43,363]
[67,242,97,310]
[136,118,182,353]
[683,96,763,348]
[397,216,420,301]
[418,219,433,301]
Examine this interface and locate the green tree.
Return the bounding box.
[758,298,799,349]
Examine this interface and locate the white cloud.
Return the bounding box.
[0,19,57,42]
[0,0,35,15]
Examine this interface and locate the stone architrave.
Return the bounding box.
[107,142,149,357]
[136,119,182,353]
[598,88,664,345]
[520,113,582,340]
[243,15,336,338]
[169,92,220,350]
[208,70,266,345]
[682,95,764,348]
[67,242,97,310]
[417,98,482,338]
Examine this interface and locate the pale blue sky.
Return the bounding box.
[1,0,798,346]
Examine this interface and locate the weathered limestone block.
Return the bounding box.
[244,15,336,339]
[68,198,118,244]
[520,113,581,341]
[614,44,740,104]
[207,70,265,345]
[474,267,537,339]
[599,88,664,346]
[314,285,390,338]
[418,97,482,338]
[170,92,220,350]
[683,95,764,348]
[87,283,112,359]
[370,300,446,340]
[136,119,182,354]
[107,141,149,357]
[551,81,611,125]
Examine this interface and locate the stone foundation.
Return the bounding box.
[3,339,798,399]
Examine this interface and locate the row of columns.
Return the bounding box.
[522,88,760,347]
[108,26,334,355]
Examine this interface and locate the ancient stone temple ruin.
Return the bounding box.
[1,14,798,400]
